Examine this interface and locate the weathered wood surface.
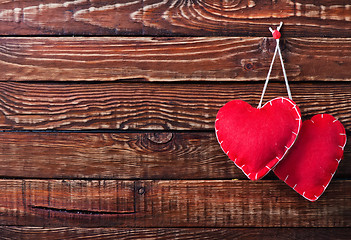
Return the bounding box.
[0,37,350,82]
[0,0,350,235]
[0,179,136,226]
[0,180,349,227]
[0,82,349,131]
[0,132,349,180]
[1,227,350,240]
[0,0,351,37]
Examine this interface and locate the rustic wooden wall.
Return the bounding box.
[0,0,350,239]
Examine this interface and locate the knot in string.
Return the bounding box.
[258,22,292,109]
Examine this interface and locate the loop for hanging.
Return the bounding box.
[258,22,292,109]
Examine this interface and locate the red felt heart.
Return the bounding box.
[215,97,301,180]
[274,114,347,201]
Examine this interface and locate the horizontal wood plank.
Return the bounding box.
[0,37,351,82]
[0,132,349,179]
[0,180,349,227]
[0,227,350,240]
[0,82,350,131]
[0,0,351,37]
[0,179,136,226]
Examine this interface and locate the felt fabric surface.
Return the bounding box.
[215,97,301,180]
[274,114,347,201]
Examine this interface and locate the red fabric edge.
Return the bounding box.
[215,97,301,180]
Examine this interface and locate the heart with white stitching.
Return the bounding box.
[274,114,347,201]
[215,97,301,180]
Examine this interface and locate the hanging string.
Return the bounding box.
[258,22,292,109]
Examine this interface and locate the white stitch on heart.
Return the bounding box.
[274,114,347,201]
[215,97,301,180]
[285,175,289,181]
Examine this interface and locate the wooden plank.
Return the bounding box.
[0,82,350,131]
[0,180,136,226]
[0,180,349,227]
[0,37,351,82]
[142,0,351,37]
[0,227,350,240]
[0,132,349,179]
[0,0,142,35]
[0,0,351,37]
[136,180,351,227]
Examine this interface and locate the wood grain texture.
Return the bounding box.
[0,227,350,240]
[0,0,349,235]
[136,180,351,227]
[0,82,350,131]
[0,0,351,37]
[141,0,351,37]
[0,0,142,35]
[0,180,349,227]
[0,132,349,180]
[0,37,351,82]
[0,179,136,226]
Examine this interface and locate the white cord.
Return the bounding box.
[258,40,279,109]
[258,22,292,109]
[277,40,292,101]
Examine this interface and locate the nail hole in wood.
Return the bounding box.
[138,187,145,195]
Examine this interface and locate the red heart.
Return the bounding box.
[274,114,347,201]
[215,97,301,180]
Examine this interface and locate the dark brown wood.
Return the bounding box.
[0,0,351,37]
[0,132,349,180]
[0,82,350,131]
[136,180,351,227]
[0,179,136,226]
[0,0,142,35]
[0,0,349,235]
[0,131,239,180]
[0,37,350,82]
[0,227,350,240]
[0,180,349,227]
[142,0,351,37]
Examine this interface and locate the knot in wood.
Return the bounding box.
[146,132,173,144]
[241,59,260,71]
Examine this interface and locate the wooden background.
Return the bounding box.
[0,0,350,239]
